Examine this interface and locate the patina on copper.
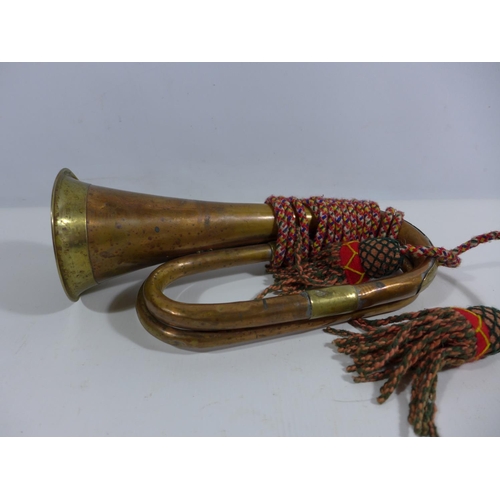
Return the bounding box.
[137,218,436,349]
[51,169,437,349]
[52,168,293,300]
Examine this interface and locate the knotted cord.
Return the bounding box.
[259,197,404,297]
[401,230,500,267]
[264,197,500,436]
[262,196,500,298]
[265,196,404,268]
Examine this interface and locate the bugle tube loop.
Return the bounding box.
[137,217,437,349]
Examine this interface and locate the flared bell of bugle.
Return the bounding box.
[51,168,282,300]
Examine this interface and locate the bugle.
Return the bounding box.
[51,169,437,348]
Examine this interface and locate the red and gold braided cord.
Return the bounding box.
[264,196,404,269]
[401,230,500,268]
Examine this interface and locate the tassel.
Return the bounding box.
[260,230,500,298]
[327,306,500,436]
[261,195,499,297]
[258,237,403,297]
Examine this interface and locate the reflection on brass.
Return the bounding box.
[419,259,439,293]
[51,169,438,348]
[137,285,419,350]
[51,169,97,301]
[138,239,436,349]
[307,286,359,319]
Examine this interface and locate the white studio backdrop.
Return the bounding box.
[1,63,500,437]
[1,62,499,207]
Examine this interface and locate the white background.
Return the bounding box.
[1,63,500,437]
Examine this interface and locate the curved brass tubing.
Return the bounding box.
[137,219,437,349]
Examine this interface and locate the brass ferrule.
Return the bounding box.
[306,286,359,319]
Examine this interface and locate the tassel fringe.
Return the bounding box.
[327,306,500,437]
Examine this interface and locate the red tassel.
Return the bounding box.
[327,306,500,436]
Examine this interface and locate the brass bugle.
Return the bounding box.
[137,239,437,349]
[51,168,437,348]
[52,168,281,300]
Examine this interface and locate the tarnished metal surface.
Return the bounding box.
[51,169,97,300]
[51,169,438,348]
[86,185,279,283]
[142,244,311,331]
[308,285,359,319]
[136,286,420,350]
[138,219,437,348]
[51,168,294,299]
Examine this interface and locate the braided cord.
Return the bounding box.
[401,230,500,268]
[265,197,404,269]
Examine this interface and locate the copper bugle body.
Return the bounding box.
[51,169,437,348]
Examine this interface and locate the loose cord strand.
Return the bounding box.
[401,230,500,267]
